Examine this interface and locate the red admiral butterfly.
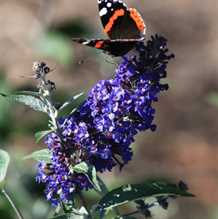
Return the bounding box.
[72,0,146,56]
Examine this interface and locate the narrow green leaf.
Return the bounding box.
[0,93,47,113]
[59,92,84,111]
[23,149,51,163]
[72,162,101,192]
[96,180,194,212]
[89,167,101,192]
[0,149,10,189]
[73,92,84,100]
[35,130,52,143]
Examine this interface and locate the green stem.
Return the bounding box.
[1,189,24,219]
[78,192,92,219]
[96,176,108,195]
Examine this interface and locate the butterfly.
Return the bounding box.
[72,0,146,57]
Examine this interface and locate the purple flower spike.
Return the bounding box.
[36,35,174,205]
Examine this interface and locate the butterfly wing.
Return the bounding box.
[98,0,146,39]
[72,38,143,56]
[72,1,146,56]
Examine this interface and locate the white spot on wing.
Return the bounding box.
[99,7,108,17]
[107,2,112,7]
[82,41,90,45]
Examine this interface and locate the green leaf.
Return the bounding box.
[0,149,10,189]
[0,93,47,113]
[23,149,51,163]
[72,162,101,192]
[35,130,52,143]
[59,92,84,111]
[96,180,194,212]
[89,167,101,193]
[72,162,89,173]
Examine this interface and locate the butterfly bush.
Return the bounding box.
[36,35,174,205]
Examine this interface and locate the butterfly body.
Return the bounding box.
[72,0,146,56]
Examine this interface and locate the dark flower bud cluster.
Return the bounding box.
[36,35,174,205]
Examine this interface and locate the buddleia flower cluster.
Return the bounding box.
[36,35,174,205]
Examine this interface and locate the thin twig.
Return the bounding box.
[1,189,25,219]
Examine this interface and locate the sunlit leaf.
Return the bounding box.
[72,162,89,173]
[90,167,101,193]
[0,149,10,189]
[96,180,194,212]
[23,149,51,163]
[0,93,47,113]
[35,130,52,143]
[72,162,101,192]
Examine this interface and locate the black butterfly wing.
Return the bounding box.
[98,0,146,39]
[72,38,143,56]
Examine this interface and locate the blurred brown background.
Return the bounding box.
[0,0,217,219]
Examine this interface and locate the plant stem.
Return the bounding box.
[1,189,24,219]
[121,210,139,217]
[78,192,92,219]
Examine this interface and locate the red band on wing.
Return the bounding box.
[104,9,125,33]
[129,8,146,33]
[95,41,104,48]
